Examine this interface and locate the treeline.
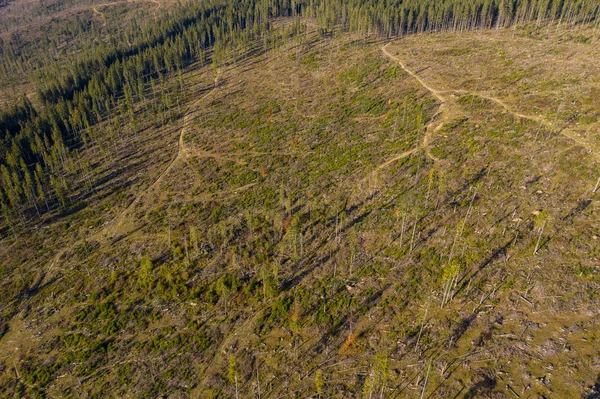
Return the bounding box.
[307,0,600,36]
[0,0,598,229]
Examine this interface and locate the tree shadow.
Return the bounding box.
[585,374,600,399]
[448,314,476,348]
[464,373,497,399]
[561,199,592,221]
[454,239,512,299]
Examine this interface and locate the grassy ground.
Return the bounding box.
[387,25,600,156]
[1,23,600,398]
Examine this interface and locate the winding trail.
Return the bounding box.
[92,6,107,27]
[93,0,161,26]
[44,62,302,276]
[380,42,599,163]
[362,41,598,194]
[40,38,595,279]
[381,44,451,164]
[458,89,596,158]
[382,44,447,104]
[386,46,449,160]
[374,147,421,172]
[43,71,220,279]
[2,0,161,38]
[360,43,447,181]
[98,70,221,240]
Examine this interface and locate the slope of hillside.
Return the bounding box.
[386,26,600,158]
[1,18,599,399]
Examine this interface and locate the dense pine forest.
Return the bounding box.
[1,0,600,397]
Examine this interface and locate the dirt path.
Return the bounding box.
[92,6,107,27]
[375,147,421,172]
[97,71,221,240]
[466,90,596,158]
[2,0,161,37]
[359,43,446,182]
[93,0,162,19]
[381,43,449,165]
[41,70,221,281]
[93,0,161,26]
[382,44,446,104]
[381,42,599,161]
[368,40,597,188]
[45,63,300,276]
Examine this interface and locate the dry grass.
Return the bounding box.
[387,24,600,157]
[1,23,600,398]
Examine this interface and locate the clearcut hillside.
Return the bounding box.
[0,0,599,397]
